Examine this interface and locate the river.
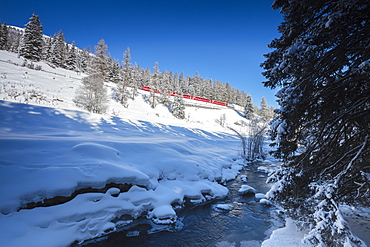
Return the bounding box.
[78,162,282,247]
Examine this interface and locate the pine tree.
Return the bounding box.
[0,22,9,50]
[244,94,254,119]
[116,47,131,106]
[131,63,140,100]
[143,68,151,87]
[65,41,77,71]
[51,30,66,67]
[20,13,43,61]
[225,82,232,104]
[92,39,109,80]
[262,1,370,246]
[160,71,172,105]
[149,62,160,108]
[259,97,271,122]
[7,27,22,53]
[42,36,53,61]
[202,79,213,99]
[107,58,121,83]
[171,76,185,119]
[179,72,185,93]
[122,47,132,86]
[171,93,186,119]
[193,71,202,96]
[77,47,91,73]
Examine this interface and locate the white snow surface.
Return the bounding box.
[213,203,234,211]
[261,218,311,247]
[238,185,256,195]
[0,50,319,246]
[0,50,248,246]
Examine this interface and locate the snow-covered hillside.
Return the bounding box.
[0,50,252,246]
[0,100,246,247]
[0,50,248,132]
[1,50,331,247]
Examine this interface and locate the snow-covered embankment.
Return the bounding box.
[0,101,243,247]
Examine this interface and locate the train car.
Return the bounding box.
[211,100,227,106]
[183,94,193,100]
[141,85,227,107]
[141,86,152,91]
[141,86,161,94]
[193,96,211,103]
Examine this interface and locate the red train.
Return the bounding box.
[141,86,227,106]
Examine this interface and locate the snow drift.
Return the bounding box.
[0,100,243,246]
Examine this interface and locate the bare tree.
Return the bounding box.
[74,75,108,114]
[245,118,268,161]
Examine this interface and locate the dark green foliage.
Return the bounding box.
[171,93,186,119]
[262,0,370,246]
[66,41,77,71]
[51,30,66,67]
[0,22,9,50]
[244,94,254,119]
[20,14,43,61]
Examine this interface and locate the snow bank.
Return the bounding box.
[262,218,310,247]
[0,50,255,246]
[0,101,240,246]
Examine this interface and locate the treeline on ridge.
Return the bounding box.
[0,15,251,108]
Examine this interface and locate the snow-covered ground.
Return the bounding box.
[3,50,359,247]
[0,99,245,247]
[0,50,250,246]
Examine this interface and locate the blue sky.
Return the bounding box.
[0,0,282,106]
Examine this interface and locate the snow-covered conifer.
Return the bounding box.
[262,1,370,246]
[259,97,271,122]
[244,94,254,119]
[42,36,53,62]
[51,30,66,67]
[160,71,172,105]
[179,72,185,93]
[65,41,77,71]
[130,63,140,100]
[77,47,91,73]
[116,47,131,106]
[171,93,185,119]
[92,39,109,80]
[20,14,43,61]
[148,62,160,108]
[0,22,9,50]
[7,26,22,53]
[201,79,213,99]
[193,71,202,96]
[171,76,185,119]
[107,58,121,83]
[122,47,132,86]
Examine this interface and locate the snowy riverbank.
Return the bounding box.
[3,49,367,246]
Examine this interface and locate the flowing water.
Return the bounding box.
[81,162,282,247]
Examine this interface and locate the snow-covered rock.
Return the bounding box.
[259,199,273,206]
[257,166,274,174]
[238,185,256,196]
[255,193,267,200]
[240,174,248,182]
[150,205,177,224]
[213,203,234,211]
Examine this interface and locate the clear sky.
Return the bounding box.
[0,0,283,107]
